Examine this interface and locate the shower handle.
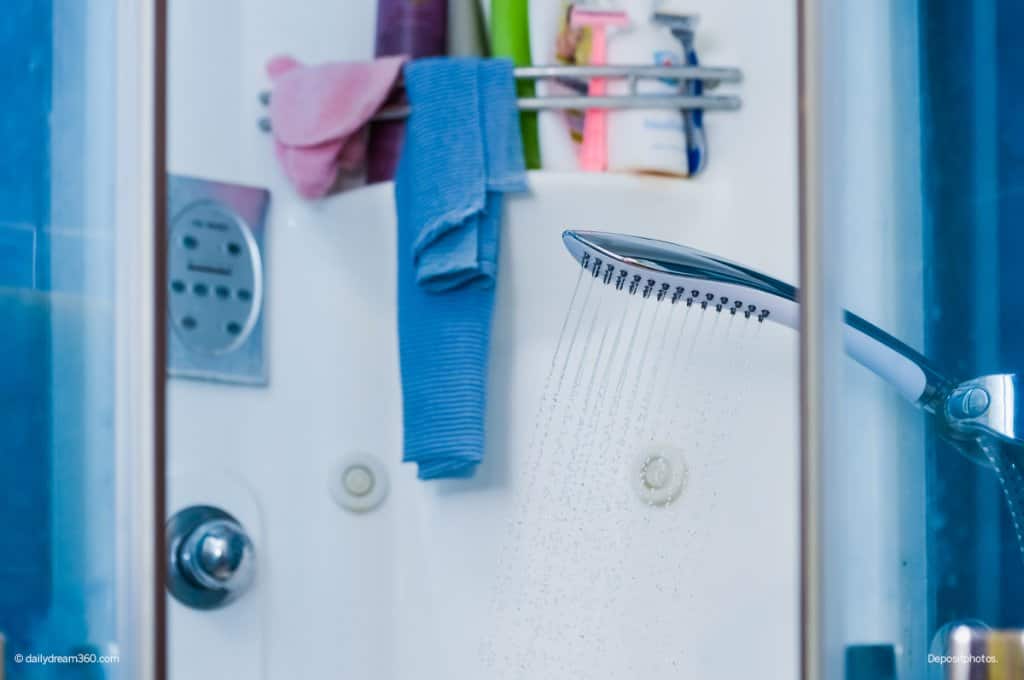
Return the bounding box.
[831,319,1022,449]
[166,505,255,609]
[178,518,254,592]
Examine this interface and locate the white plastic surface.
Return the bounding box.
[167,1,800,677]
[166,172,801,679]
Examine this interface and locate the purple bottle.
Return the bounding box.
[368,0,448,183]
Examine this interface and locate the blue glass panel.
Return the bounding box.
[36,230,90,293]
[0,291,51,658]
[0,1,119,678]
[0,0,50,250]
[0,225,36,287]
[921,0,1024,631]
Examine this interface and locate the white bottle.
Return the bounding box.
[606,0,688,177]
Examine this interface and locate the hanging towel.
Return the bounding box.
[266,54,406,198]
[396,57,527,480]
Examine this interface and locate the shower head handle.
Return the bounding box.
[562,229,1024,451]
[562,229,952,409]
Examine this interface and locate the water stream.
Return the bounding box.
[484,276,771,677]
[978,438,1024,566]
[486,259,1024,677]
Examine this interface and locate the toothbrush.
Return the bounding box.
[569,6,629,172]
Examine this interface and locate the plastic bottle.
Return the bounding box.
[606,0,689,177]
[490,0,541,169]
[448,0,489,57]
[369,0,448,183]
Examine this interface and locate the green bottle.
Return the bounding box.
[490,0,541,169]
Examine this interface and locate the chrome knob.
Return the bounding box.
[179,519,254,593]
[945,374,1022,448]
[166,506,255,610]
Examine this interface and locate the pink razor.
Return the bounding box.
[569,6,629,172]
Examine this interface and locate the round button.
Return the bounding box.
[343,465,374,497]
[329,454,389,513]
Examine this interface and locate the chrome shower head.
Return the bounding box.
[563,229,945,406]
[562,229,1023,450]
[563,229,795,322]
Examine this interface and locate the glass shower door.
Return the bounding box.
[0,2,163,679]
[808,0,1024,678]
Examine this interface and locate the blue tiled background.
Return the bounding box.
[0,0,104,294]
[0,0,50,289]
[0,0,54,670]
[0,226,36,287]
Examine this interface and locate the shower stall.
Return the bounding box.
[1,0,1022,679]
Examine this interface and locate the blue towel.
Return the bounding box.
[396,57,527,480]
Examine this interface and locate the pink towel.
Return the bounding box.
[267,54,407,198]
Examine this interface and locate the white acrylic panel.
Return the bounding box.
[167,1,799,678]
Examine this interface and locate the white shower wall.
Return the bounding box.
[166,1,800,678]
